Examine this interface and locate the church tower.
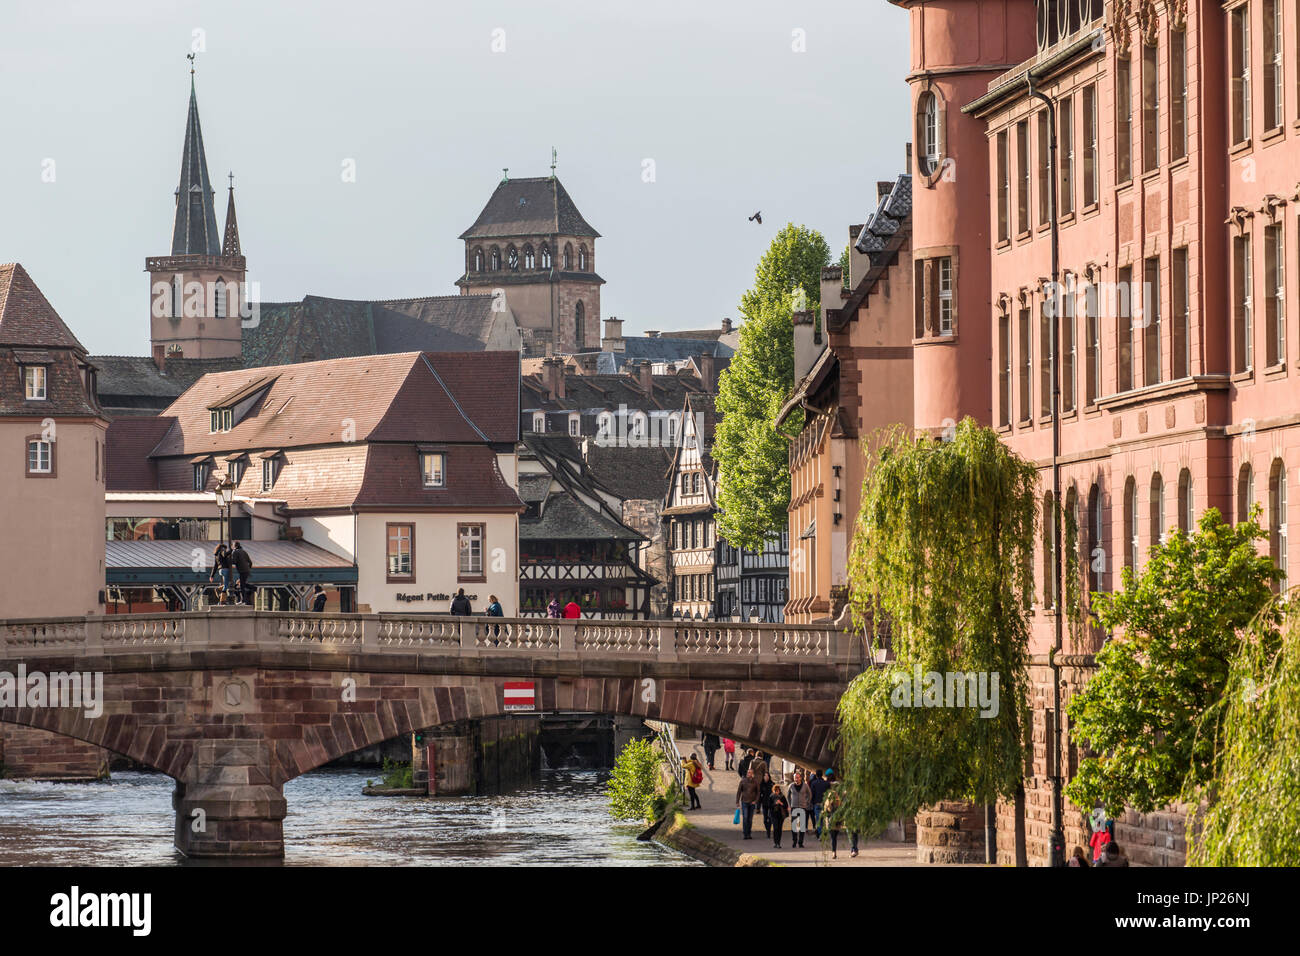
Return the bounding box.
[146,74,246,362]
[456,171,603,355]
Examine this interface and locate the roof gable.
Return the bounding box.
[0,263,86,350]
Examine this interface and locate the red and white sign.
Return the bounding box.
[503,681,535,712]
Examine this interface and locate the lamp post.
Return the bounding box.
[215,478,235,552]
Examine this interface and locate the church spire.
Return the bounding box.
[222,173,241,257]
[170,76,221,256]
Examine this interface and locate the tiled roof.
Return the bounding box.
[459,176,599,240]
[105,416,178,490]
[91,356,241,408]
[0,264,86,350]
[368,351,520,445]
[582,442,674,501]
[855,174,912,266]
[353,443,522,511]
[520,493,640,541]
[613,336,734,368]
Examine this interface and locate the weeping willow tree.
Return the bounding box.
[833,419,1040,837]
[1185,599,1296,866]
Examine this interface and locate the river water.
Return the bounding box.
[0,768,697,866]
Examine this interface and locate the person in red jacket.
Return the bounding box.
[563,599,582,619]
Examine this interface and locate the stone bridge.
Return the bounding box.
[0,611,860,858]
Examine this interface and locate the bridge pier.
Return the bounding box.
[172,741,287,858]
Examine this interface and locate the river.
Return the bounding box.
[0,768,698,866]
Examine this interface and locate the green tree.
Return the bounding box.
[834,420,1038,836]
[1066,507,1280,816]
[1187,599,1298,866]
[714,225,830,550]
[606,737,664,823]
[838,244,850,290]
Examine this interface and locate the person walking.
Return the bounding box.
[822,771,859,857]
[702,733,721,771]
[750,752,768,786]
[209,544,232,604]
[1097,841,1130,867]
[683,753,704,809]
[231,542,254,606]
[449,588,472,615]
[769,783,790,849]
[722,738,736,771]
[485,594,503,616]
[758,771,776,839]
[546,594,562,618]
[735,768,761,839]
[737,748,755,780]
[310,584,327,612]
[808,768,828,835]
[787,769,812,848]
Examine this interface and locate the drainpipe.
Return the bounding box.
[1026,71,1067,869]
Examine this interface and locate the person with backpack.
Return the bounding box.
[737,748,754,780]
[768,782,790,849]
[209,544,233,604]
[822,771,859,858]
[449,588,472,615]
[231,542,253,606]
[683,753,703,809]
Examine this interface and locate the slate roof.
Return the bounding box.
[521,369,706,415]
[583,442,674,501]
[518,435,647,545]
[854,174,913,266]
[612,336,734,369]
[170,80,222,257]
[459,176,599,240]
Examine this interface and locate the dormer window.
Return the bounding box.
[228,457,246,485]
[421,452,446,488]
[533,412,546,432]
[568,414,580,437]
[210,407,234,432]
[24,365,46,400]
[262,457,277,491]
[194,462,210,491]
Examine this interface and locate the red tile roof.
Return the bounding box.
[105,416,178,490]
[0,263,86,350]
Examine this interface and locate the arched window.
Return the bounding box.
[918,91,941,175]
[578,245,588,271]
[172,275,183,319]
[1065,484,1080,594]
[1123,476,1138,573]
[473,248,484,271]
[1043,492,1057,608]
[490,247,501,271]
[1150,472,1165,548]
[540,245,551,269]
[523,245,535,269]
[1088,483,1104,592]
[507,245,519,271]
[1177,468,1194,533]
[214,278,227,318]
[575,301,585,347]
[563,244,573,270]
[1270,459,1288,593]
[1238,462,1255,522]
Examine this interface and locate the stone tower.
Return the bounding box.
[456,173,603,355]
[147,76,247,362]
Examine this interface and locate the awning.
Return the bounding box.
[106,539,357,587]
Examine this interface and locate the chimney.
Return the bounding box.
[905,142,913,172]
[644,330,660,339]
[636,360,654,396]
[720,317,732,334]
[152,344,166,374]
[698,352,717,392]
[601,316,625,353]
[543,356,565,400]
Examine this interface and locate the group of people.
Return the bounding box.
[544,594,585,619]
[1070,839,1130,867]
[208,542,254,605]
[449,589,504,616]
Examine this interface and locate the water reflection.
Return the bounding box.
[0,768,696,867]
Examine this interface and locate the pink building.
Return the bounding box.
[895,0,1300,864]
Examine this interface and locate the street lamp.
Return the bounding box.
[215,477,235,551]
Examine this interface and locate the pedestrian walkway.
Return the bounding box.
[673,738,929,867]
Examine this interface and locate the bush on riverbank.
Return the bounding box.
[607,738,664,824]
[381,758,413,790]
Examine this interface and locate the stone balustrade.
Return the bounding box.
[0,610,851,663]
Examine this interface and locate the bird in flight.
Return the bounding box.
[748,211,762,224]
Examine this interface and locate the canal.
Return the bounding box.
[0,768,698,866]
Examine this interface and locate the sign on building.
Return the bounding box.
[503,681,535,712]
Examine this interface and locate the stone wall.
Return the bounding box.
[422,716,539,796]
[0,724,109,781]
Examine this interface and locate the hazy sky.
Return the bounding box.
[0,0,911,356]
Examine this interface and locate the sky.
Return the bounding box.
[0,0,911,357]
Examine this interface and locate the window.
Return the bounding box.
[568,414,580,437]
[563,245,573,270]
[1040,295,1053,418]
[693,472,703,495]
[1043,492,1058,609]
[1239,462,1256,521]
[1124,476,1139,572]
[1271,460,1288,592]
[1142,39,1159,172]
[578,246,588,271]
[1264,0,1284,131]
[1118,265,1134,391]
[1086,281,1100,404]
[1059,94,1074,216]
[1088,484,1104,592]
[421,452,445,488]
[458,523,485,580]
[1117,53,1132,182]
[387,523,414,579]
[194,462,209,491]
[1037,111,1051,225]
[541,245,551,269]
[229,458,246,486]
[1231,4,1252,143]
[680,473,690,496]
[214,278,226,318]
[1150,472,1166,547]
[938,258,953,334]
[533,412,546,433]
[997,129,1010,242]
[474,248,484,271]
[1234,233,1254,372]
[1063,277,1076,413]
[1178,468,1194,532]
[1173,248,1190,378]
[507,246,519,270]
[1144,257,1162,386]
[1082,85,1098,207]
[524,245,535,269]
[1017,120,1031,234]
[262,457,278,491]
[171,275,183,319]
[999,306,1012,427]
[26,438,53,475]
[575,301,585,346]
[1266,223,1286,366]
[1019,301,1032,423]
[1171,28,1187,161]
[919,92,941,174]
[24,365,47,400]
[490,247,501,271]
